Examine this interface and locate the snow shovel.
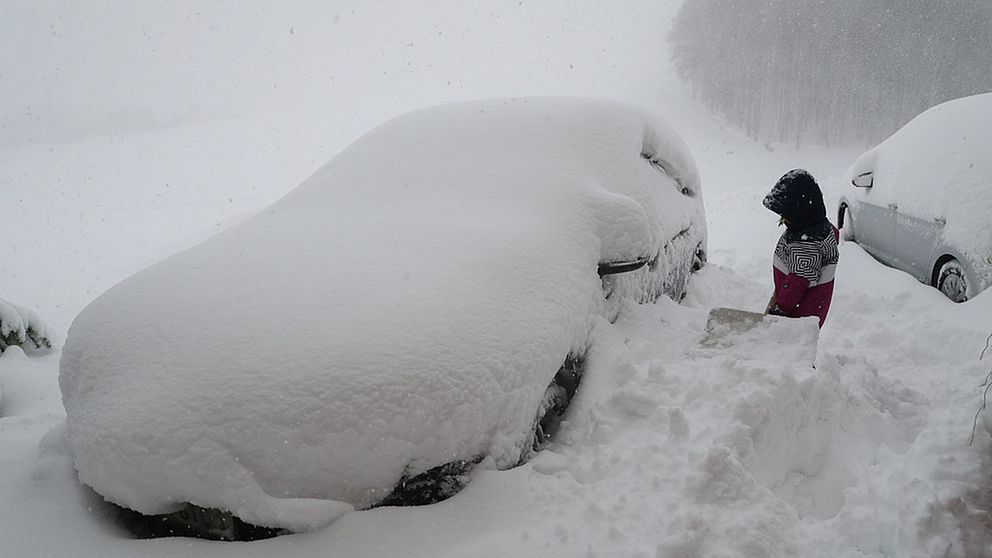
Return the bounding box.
[701,307,770,347]
[700,306,820,366]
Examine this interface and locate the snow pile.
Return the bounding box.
[844,93,992,286]
[58,97,704,531]
[501,269,928,557]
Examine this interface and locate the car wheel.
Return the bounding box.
[936,259,969,303]
[533,384,567,449]
[114,503,283,541]
[377,459,480,508]
[530,355,582,453]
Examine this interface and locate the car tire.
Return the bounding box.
[936,259,969,303]
[533,384,567,449]
[529,355,582,453]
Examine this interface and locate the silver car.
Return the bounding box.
[837,93,992,302]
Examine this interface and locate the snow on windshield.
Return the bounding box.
[58,97,703,531]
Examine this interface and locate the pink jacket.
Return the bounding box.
[769,223,839,327]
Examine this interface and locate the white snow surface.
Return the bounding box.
[3,3,992,557]
[57,98,705,530]
[844,93,992,285]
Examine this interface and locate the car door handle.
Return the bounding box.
[887,203,899,210]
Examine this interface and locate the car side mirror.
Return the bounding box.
[852,171,874,188]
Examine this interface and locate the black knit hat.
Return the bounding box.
[762,169,827,229]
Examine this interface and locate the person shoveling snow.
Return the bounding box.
[703,169,838,350]
[762,169,840,328]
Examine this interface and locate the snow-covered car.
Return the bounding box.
[59,97,706,539]
[837,93,992,302]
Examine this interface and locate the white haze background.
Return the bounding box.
[2,1,992,557]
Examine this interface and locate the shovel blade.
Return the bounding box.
[701,307,819,366]
[702,307,768,346]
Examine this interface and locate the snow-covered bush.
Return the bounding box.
[0,298,52,355]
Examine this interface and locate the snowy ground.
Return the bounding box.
[4,3,992,557]
[4,98,991,556]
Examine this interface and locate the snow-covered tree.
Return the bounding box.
[669,0,992,146]
[0,297,52,354]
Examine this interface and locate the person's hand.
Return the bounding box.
[764,294,777,314]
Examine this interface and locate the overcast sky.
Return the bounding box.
[1,1,679,147]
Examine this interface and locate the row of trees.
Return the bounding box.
[669,0,992,146]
